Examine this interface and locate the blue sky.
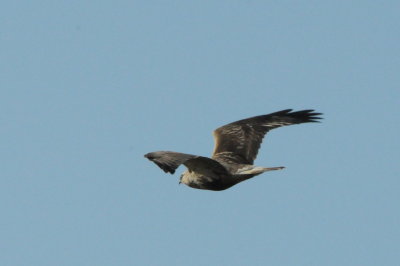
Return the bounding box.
[1,1,399,265]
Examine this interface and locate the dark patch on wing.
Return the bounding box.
[144,151,197,174]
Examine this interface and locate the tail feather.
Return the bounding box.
[237,166,285,175]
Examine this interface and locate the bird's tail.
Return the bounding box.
[236,166,285,175]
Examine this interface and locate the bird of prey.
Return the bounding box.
[144,109,322,191]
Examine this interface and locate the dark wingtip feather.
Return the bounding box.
[270,109,323,122]
[144,152,176,174]
[286,109,323,123]
[154,161,175,174]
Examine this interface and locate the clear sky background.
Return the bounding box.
[1,1,399,265]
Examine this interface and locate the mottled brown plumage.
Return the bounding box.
[144,109,322,191]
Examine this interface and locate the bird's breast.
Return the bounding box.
[181,171,221,190]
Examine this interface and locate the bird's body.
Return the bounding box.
[144,109,322,191]
[179,164,284,191]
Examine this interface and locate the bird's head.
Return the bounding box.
[179,171,191,185]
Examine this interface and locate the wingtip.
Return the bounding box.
[290,109,323,123]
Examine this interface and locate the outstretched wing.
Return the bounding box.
[212,109,322,165]
[144,151,228,175]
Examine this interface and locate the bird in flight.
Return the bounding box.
[144,109,322,191]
